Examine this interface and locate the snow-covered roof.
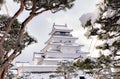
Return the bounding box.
[17,65,58,73]
[49,24,73,35]
[15,62,30,67]
[45,35,78,44]
[33,52,44,60]
[54,25,72,30]
[41,44,50,53]
[42,36,78,52]
[43,58,74,61]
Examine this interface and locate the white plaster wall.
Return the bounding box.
[42,60,58,65]
[52,37,76,44]
[48,45,60,51]
[46,52,81,58]
[61,46,77,54]
[34,58,43,65]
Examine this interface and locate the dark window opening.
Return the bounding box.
[79,76,85,79]
[60,32,66,35]
[42,55,45,58]
[60,40,62,42]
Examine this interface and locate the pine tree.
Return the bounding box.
[80,0,120,78]
[0,0,75,78]
[57,60,75,79]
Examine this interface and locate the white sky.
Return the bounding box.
[1,0,98,63]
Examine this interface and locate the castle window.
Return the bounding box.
[60,32,66,35]
[79,76,85,79]
[42,55,45,58]
[60,40,62,42]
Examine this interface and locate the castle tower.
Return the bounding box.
[15,24,89,79]
[34,24,85,66]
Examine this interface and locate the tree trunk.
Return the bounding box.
[0,1,24,79]
[64,72,67,79]
[0,63,10,79]
[0,68,3,79]
[0,68,7,79]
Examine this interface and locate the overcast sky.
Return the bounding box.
[1,0,98,64]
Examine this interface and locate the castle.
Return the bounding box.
[15,24,89,79]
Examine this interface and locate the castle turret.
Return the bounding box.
[16,24,89,77]
[34,24,87,66]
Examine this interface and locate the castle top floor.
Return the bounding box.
[49,24,73,36]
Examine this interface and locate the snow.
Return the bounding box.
[102,9,116,18]
[79,11,98,28]
[79,13,94,26]
[54,24,71,30]
[24,71,94,79]
[102,49,112,56]
[117,18,120,24]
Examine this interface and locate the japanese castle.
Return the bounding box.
[15,24,90,79]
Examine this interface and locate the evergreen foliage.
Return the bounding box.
[57,60,75,73]
[0,0,4,4]
[0,0,75,78]
[79,0,120,78]
[57,60,76,79]
[0,15,37,52]
[82,0,120,55]
[13,0,75,13]
[73,58,96,70]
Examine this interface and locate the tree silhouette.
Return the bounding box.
[80,0,120,78]
[0,0,75,78]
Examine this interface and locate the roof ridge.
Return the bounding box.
[53,23,67,27]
